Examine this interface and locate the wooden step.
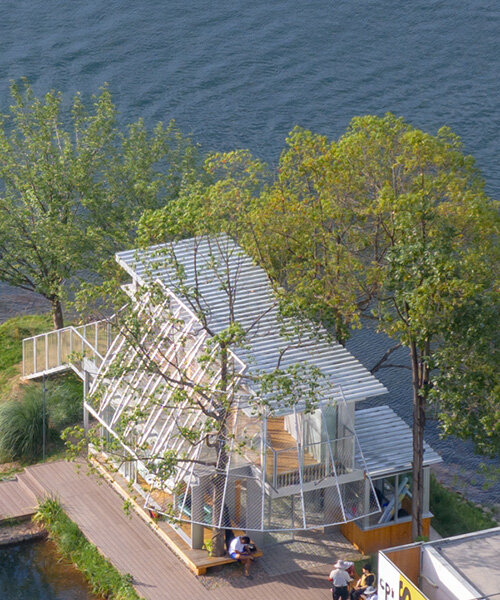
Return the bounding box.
[17,469,49,501]
[0,478,38,521]
[90,456,264,577]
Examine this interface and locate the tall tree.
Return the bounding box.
[262,116,499,538]
[0,80,199,328]
[183,116,499,539]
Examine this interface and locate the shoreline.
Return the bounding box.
[0,519,46,546]
[0,282,50,325]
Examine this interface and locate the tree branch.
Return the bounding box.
[370,343,402,373]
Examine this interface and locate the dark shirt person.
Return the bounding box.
[350,564,375,600]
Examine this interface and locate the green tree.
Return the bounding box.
[430,292,499,457]
[0,80,199,328]
[266,116,498,538]
[186,116,499,539]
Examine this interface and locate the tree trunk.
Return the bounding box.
[410,341,425,540]
[211,457,227,557]
[211,345,228,557]
[51,297,64,329]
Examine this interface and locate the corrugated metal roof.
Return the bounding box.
[116,235,388,406]
[355,405,442,477]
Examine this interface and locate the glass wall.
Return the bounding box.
[365,472,413,527]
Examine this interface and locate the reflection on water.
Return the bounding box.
[0,539,97,600]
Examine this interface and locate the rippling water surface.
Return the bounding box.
[0,1,498,193]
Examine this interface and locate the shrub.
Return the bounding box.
[47,376,83,430]
[0,376,82,462]
[0,389,47,461]
[35,499,142,600]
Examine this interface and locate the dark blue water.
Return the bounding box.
[0,0,498,195]
[0,540,96,600]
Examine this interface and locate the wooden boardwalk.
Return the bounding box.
[0,461,350,600]
[0,478,37,521]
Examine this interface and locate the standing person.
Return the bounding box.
[350,563,376,599]
[228,535,254,577]
[328,559,352,600]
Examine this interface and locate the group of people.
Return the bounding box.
[227,535,378,599]
[328,560,377,600]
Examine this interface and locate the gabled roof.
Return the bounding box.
[116,235,388,406]
[355,405,442,477]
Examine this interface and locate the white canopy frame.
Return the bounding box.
[88,283,380,534]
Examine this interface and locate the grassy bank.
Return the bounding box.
[430,473,497,538]
[35,499,142,600]
[0,314,83,464]
[0,314,52,398]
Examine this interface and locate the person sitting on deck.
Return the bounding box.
[350,564,376,599]
[228,535,255,577]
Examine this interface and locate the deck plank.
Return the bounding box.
[22,461,209,600]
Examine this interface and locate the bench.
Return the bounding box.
[195,550,264,576]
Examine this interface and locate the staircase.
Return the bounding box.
[22,319,114,381]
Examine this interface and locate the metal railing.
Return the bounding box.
[22,319,114,379]
[263,434,356,489]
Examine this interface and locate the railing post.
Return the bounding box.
[273,449,277,488]
[83,369,90,435]
[45,334,48,371]
[22,340,25,377]
[33,337,37,374]
[57,329,61,366]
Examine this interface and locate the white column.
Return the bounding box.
[246,479,264,547]
[324,485,342,533]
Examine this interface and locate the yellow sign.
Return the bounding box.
[399,573,427,600]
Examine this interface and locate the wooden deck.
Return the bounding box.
[242,416,319,476]
[0,478,37,522]
[266,417,318,473]
[0,461,357,600]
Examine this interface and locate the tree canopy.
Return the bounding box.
[142,114,499,538]
[0,80,199,328]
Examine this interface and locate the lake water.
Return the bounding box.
[0,540,96,600]
[0,1,498,195]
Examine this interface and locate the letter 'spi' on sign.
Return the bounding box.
[399,573,427,600]
[378,552,430,600]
